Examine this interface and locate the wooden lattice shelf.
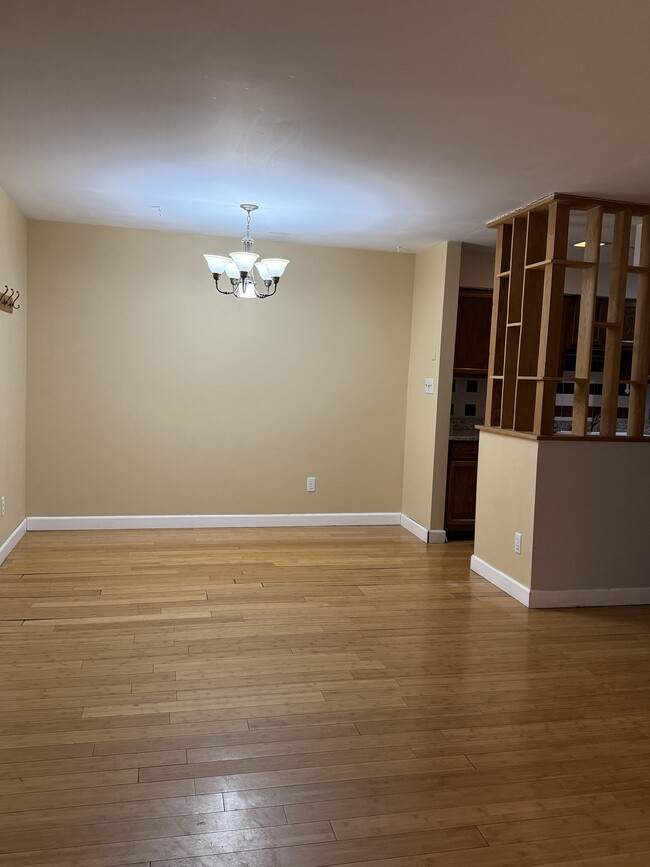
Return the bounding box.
[484,193,650,440]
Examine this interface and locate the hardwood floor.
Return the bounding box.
[1,526,650,865]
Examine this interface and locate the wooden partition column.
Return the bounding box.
[572,205,603,435]
[484,193,650,440]
[629,217,650,437]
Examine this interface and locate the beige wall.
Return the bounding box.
[460,242,495,289]
[26,221,414,517]
[474,430,538,588]
[0,186,27,547]
[401,242,461,530]
[533,441,650,590]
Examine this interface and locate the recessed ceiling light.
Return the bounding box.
[573,241,606,248]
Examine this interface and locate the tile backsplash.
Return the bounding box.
[450,416,484,438]
[451,378,487,419]
[450,377,486,439]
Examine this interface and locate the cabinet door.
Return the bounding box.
[454,290,492,374]
[623,301,636,342]
[445,460,478,530]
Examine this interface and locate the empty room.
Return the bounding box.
[1,1,650,865]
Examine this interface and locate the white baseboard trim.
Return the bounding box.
[470,554,531,607]
[400,515,446,544]
[400,514,429,542]
[10,519,650,607]
[470,555,650,608]
[26,512,401,532]
[529,587,650,608]
[0,519,27,567]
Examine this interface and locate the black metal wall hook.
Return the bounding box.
[0,285,20,312]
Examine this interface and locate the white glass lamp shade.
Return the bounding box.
[203,254,231,274]
[255,262,272,281]
[229,251,259,273]
[225,261,241,279]
[260,258,289,278]
[235,277,257,299]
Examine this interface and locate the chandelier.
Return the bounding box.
[203,204,290,299]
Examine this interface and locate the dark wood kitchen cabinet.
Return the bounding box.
[562,294,636,350]
[445,440,479,533]
[453,288,493,375]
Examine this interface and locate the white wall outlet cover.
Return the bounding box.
[514,532,522,554]
[306,476,316,492]
[424,378,434,394]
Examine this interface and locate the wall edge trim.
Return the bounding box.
[0,519,27,567]
[470,554,531,607]
[427,529,447,544]
[26,513,402,531]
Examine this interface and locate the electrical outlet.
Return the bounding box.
[306,476,316,492]
[514,532,522,555]
[1,496,5,517]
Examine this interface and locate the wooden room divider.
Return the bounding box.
[484,193,650,439]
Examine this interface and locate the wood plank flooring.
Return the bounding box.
[1,526,650,865]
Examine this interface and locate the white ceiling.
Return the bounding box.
[1,0,650,252]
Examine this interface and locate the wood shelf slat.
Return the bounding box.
[487,192,650,228]
[517,376,588,382]
[525,258,597,271]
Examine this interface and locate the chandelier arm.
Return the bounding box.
[255,281,277,299]
[213,275,236,295]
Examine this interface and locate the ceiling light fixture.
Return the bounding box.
[573,240,607,248]
[203,204,289,299]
